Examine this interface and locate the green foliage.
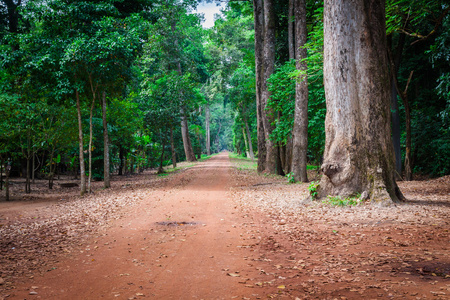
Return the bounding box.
[267,60,296,145]
[308,181,319,200]
[285,172,295,184]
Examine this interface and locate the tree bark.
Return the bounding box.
[205,105,211,156]
[3,0,20,34]
[253,0,266,173]
[244,115,255,160]
[288,0,295,60]
[118,146,124,176]
[0,157,3,191]
[102,91,110,188]
[242,127,250,158]
[88,74,98,193]
[291,0,309,183]
[387,32,406,177]
[157,133,165,174]
[285,136,293,173]
[170,126,177,168]
[404,95,412,181]
[88,96,95,193]
[76,89,86,196]
[396,71,414,181]
[32,152,35,184]
[180,108,197,162]
[48,149,56,189]
[319,0,403,205]
[261,0,278,174]
[26,136,31,193]
[5,160,10,201]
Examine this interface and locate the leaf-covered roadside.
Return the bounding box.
[0,170,173,294]
[229,164,450,299]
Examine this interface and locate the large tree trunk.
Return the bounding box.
[76,90,86,196]
[291,0,309,183]
[319,0,403,205]
[253,0,266,173]
[102,91,110,188]
[205,105,211,156]
[261,0,279,174]
[180,108,197,162]
[170,126,177,168]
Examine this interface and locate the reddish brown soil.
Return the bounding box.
[1,153,449,299]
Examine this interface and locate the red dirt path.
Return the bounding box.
[6,153,274,299]
[1,153,449,299]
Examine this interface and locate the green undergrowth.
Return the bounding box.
[158,154,217,176]
[228,152,257,171]
[322,195,362,207]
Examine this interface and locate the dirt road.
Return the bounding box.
[3,153,450,299]
[9,153,272,299]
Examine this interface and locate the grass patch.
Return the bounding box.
[228,152,257,171]
[197,153,218,162]
[307,165,319,170]
[322,195,361,207]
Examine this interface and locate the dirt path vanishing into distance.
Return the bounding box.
[2,152,449,299]
[7,153,274,299]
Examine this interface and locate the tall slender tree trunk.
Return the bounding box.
[119,147,124,176]
[242,127,250,158]
[102,91,110,188]
[32,152,35,184]
[0,157,3,191]
[396,71,414,181]
[180,108,197,162]
[253,0,266,173]
[288,0,295,60]
[387,32,407,177]
[291,0,309,182]
[5,160,10,201]
[404,96,412,181]
[261,0,279,174]
[76,89,86,196]
[390,78,402,176]
[244,116,255,160]
[48,149,55,189]
[319,0,403,204]
[24,130,31,193]
[285,137,293,173]
[205,105,211,156]
[87,75,98,194]
[157,133,165,174]
[88,96,95,194]
[170,126,177,168]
